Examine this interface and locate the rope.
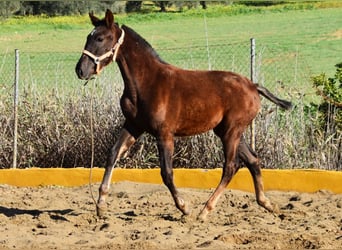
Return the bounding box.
[84,27,125,207]
[88,78,97,206]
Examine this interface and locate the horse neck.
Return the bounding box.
[116,26,161,90]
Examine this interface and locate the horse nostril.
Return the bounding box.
[76,67,83,79]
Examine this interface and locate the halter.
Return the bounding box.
[83,28,125,75]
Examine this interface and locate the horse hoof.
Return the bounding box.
[96,204,107,217]
[181,203,191,216]
[197,208,209,222]
[258,197,275,213]
[272,203,280,214]
[197,214,207,222]
[182,209,191,216]
[177,198,191,216]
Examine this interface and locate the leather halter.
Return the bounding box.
[82,28,125,75]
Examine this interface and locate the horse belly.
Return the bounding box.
[174,105,223,136]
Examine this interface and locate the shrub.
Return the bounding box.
[304,63,342,170]
[310,63,341,134]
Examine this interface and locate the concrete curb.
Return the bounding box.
[0,168,341,193]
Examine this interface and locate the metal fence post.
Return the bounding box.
[250,38,256,151]
[13,49,19,169]
[203,15,212,70]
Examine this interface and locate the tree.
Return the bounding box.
[0,1,20,17]
[125,1,142,13]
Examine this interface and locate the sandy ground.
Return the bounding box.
[0,181,341,249]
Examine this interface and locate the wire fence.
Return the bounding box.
[0,39,340,170]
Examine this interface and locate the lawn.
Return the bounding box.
[0,3,341,76]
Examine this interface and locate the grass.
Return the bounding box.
[0,2,341,75]
[1,3,340,103]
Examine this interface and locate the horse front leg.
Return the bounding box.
[157,133,190,216]
[97,123,141,217]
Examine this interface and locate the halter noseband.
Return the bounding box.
[83,28,125,75]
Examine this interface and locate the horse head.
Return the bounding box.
[75,9,124,80]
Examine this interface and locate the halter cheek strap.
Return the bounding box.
[83,28,125,75]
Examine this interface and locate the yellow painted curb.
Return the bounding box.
[0,168,341,193]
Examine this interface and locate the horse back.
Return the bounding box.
[134,65,261,136]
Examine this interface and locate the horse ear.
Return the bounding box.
[105,9,114,28]
[89,11,100,26]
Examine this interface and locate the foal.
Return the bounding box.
[75,10,292,220]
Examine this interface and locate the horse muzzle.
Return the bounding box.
[75,56,95,80]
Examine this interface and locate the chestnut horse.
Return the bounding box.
[75,10,292,220]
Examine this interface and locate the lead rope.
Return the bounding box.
[85,28,125,207]
[88,78,97,206]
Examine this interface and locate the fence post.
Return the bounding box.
[13,49,19,169]
[203,15,212,70]
[250,38,256,151]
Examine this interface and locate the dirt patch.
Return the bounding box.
[330,29,342,39]
[0,182,341,249]
[318,29,342,42]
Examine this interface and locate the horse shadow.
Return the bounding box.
[0,206,76,221]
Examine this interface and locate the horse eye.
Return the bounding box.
[96,37,104,42]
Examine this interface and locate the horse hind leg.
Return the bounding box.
[97,123,142,217]
[238,136,276,213]
[198,128,241,221]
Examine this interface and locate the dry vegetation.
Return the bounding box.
[0,74,340,170]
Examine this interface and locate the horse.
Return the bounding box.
[75,9,292,220]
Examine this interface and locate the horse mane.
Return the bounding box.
[122,25,168,65]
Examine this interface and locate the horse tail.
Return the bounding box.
[256,84,292,110]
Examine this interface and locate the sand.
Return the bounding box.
[0,181,341,249]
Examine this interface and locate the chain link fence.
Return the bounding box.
[0,39,340,170]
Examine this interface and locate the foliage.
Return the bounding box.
[0,1,126,17]
[313,63,342,106]
[303,64,342,170]
[0,1,20,18]
[125,1,143,13]
[1,1,341,18]
[311,63,342,132]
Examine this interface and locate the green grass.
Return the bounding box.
[0,2,341,76]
